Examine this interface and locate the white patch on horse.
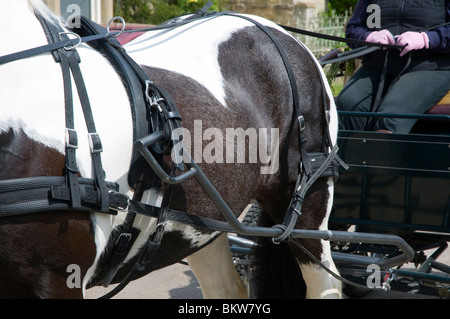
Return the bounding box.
[125,14,287,107]
[166,221,221,248]
[187,233,247,298]
[286,32,339,147]
[0,2,65,152]
[298,178,342,299]
[4,1,136,290]
[298,261,342,299]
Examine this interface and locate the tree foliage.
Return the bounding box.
[327,0,358,15]
[114,0,224,25]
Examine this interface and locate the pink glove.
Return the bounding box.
[396,32,429,57]
[365,30,395,47]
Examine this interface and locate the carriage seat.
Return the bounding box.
[108,23,148,46]
[411,90,450,134]
[429,91,450,115]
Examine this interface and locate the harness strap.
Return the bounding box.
[226,13,314,176]
[280,24,405,51]
[61,56,83,209]
[223,13,348,244]
[272,146,341,243]
[99,164,176,299]
[36,16,110,213]
[0,29,112,66]
[0,174,226,231]
[0,176,119,216]
[36,15,83,208]
[68,57,109,212]
[100,179,145,288]
[136,164,175,268]
[66,16,184,292]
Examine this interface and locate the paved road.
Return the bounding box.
[85,246,449,299]
[85,262,202,299]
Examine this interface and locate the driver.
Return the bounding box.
[336,0,450,133]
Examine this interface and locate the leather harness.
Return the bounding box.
[0,9,345,297]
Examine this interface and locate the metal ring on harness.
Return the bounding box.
[144,80,183,157]
[271,224,293,244]
[106,16,126,38]
[58,31,81,51]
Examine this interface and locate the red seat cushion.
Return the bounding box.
[115,31,146,45]
[427,104,450,116]
[107,24,151,45]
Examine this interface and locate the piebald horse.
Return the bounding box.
[0,0,341,298]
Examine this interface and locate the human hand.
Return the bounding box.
[365,30,395,48]
[396,32,429,57]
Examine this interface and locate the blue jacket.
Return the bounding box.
[346,0,450,75]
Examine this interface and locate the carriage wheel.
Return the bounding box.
[230,201,263,297]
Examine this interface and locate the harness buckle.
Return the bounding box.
[108,190,130,213]
[65,128,78,149]
[88,133,103,154]
[145,80,165,111]
[115,232,132,246]
[325,110,331,125]
[298,116,305,131]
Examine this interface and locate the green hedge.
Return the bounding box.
[114,0,225,25]
[326,0,358,15]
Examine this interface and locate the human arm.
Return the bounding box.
[424,1,450,53]
[345,0,394,48]
[345,0,372,47]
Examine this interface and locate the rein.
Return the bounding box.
[280,24,404,50]
[0,29,116,65]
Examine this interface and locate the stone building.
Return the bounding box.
[225,0,327,26]
[42,0,327,27]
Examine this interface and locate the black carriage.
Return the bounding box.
[301,42,448,297]
[233,97,450,299]
[329,105,450,297]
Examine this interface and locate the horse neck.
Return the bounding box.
[0,0,55,56]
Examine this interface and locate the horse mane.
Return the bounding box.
[28,0,62,25]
